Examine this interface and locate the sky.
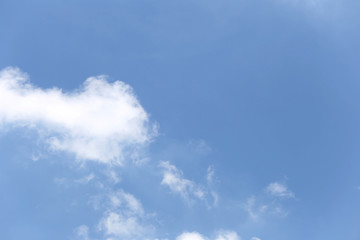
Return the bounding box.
[1,0,360,239]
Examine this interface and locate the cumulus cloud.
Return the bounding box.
[92,190,155,240]
[176,231,241,240]
[98,212,149,239]
[265,182,294,198]
[176,232,206,240]
[0,67,156,165]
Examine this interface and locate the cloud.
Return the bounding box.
[159,161,219,207]
[98,212,149,239]
[90,189,155,240]
[245,181,295,221]
[176,232,206,240]
[244,196,268,221]
[75,173,95,184]
[215,231,241,240]
[251,238,261,240]
[75,225,89,240]
[245,195,290,221]
[0,67,156,165]
[206,166,215,185]
[176,231,241,240]
[265,182,294,198]
[159,161,206,203]
[108,190,144,216]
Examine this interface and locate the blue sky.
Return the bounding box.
[1,0,360,239]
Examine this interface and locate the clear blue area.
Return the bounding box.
[1,0,360,239]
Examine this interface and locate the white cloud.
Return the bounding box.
[265,182,294,198]
[160,161,219,207]
[215,231,241,240]
[245,194,290,221]
[176,232,206,240]
[251,238,261,240]
[98,212,149,239]
[0,67,156,165]
[176,231,241,240]
[108,190,144,216]
[107,170,121,184]
[89,189,154,240]
[159,161,205,203]
[75,225,89,240]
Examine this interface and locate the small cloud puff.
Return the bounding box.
[265,182,294,198]
[0,67,156,165]
[176,231,241,240]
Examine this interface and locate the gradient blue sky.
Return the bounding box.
[1,1,360,240]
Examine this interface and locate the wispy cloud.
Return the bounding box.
[0,67,156,165]
[160,161,205,203]
[215,231,241,240]
[245,181,295,221]
[75,173,95,184]
[75,225,90,240]
[159,161,218,207]
[265,182,294,199]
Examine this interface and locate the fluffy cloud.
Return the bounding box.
[0,67,156,164]
[176,231,241,240]
[94,190,154,240]
[98,212,149,239]
[176,232,206,240]
[265,182,294,198]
